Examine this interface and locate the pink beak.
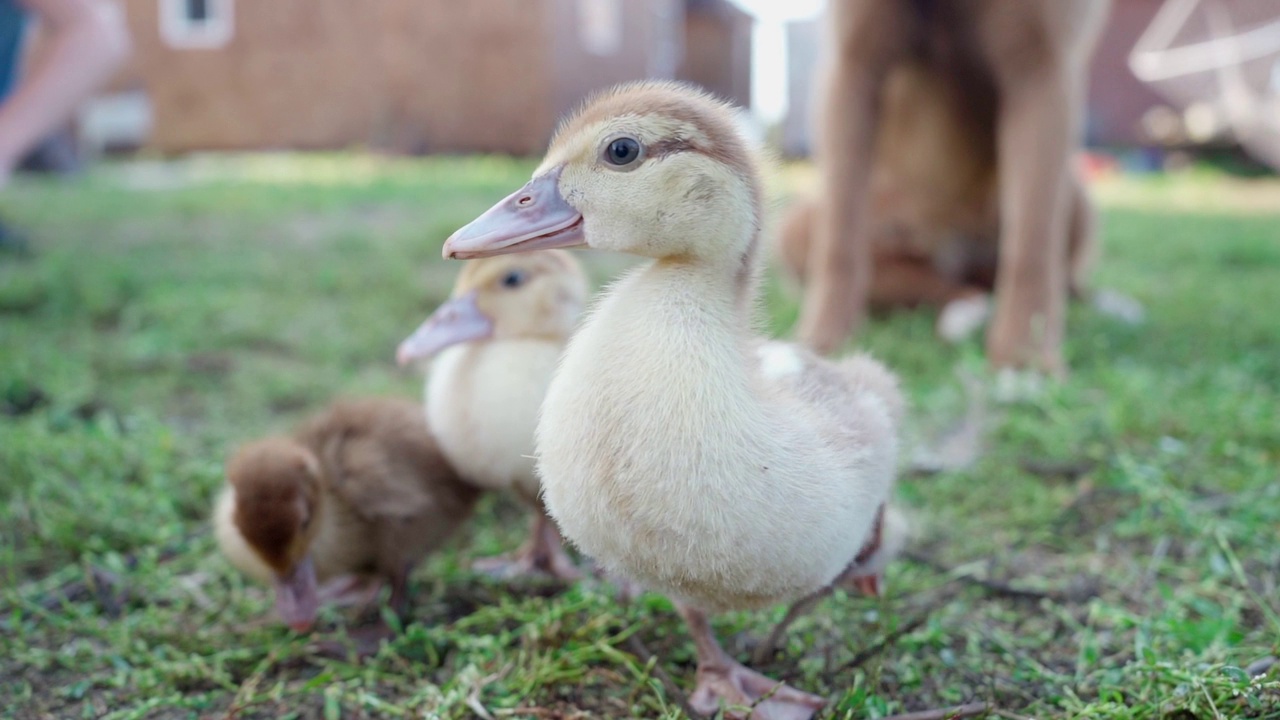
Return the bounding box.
[443,166,585,260]
[273,555,319,632]
[396,291,494,365]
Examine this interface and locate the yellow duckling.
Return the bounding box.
[440,82,907,719]
[398,251,588,580]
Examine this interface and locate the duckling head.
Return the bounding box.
[443,81,762,267]
[397,250,587,364]
[224,438,323,631]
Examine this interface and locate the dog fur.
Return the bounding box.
[786,0,1111,373]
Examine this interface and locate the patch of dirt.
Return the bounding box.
[1,382,49,416]
[185,352,236,377]
[268,394,314,415]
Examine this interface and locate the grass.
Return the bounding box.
[1,154,1278,719]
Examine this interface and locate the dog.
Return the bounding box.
[785,0,1111,375]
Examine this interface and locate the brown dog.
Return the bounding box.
[787,0,1111,374]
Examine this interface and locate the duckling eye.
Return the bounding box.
[604,137,642,168]
[501,270,526,289]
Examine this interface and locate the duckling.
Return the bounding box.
[397,251,588,580]
[441,81,906,720]
[214,398,481,635]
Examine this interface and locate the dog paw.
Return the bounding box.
[993,367,1048,404]
[1092,288,1146,325]
[937,294,992,343]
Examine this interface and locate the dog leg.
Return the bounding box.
[1066,168,1098,299]
[979,0,1108,374]
[796,1,911,355]
[983,60,1077,373]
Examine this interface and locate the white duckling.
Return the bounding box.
[397,251,588,580]
[440,81,907,720]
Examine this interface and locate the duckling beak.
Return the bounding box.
[272,555,319,632]
[396,291,494,365]
[443,167,585,260]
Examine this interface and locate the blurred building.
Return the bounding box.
[781,18,820,158]
[44,0,752,156]
[680,0,753,112]
[1087,0,1173,148]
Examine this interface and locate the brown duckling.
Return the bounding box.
[213,398,481,634]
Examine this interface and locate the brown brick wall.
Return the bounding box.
[107,0,554,154]
[27,0,753,155]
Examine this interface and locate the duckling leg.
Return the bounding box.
[678,603,826,720]
[751,586,835,665]
[472,509,582,581]
[752,570,884,665]
[386,565,413,618]
[316,575,383,609]
[526,511,581,579]
[589,564,646,603]
[312,568,411,660]
[755,506,890,664]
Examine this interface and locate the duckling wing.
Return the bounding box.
[331,407,485,578]
[323,430,440,522]
[301,398,466,524]
[754,341,904,440]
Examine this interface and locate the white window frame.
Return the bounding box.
[160,0,235,50]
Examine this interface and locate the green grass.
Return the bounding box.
[2,155,1278,719]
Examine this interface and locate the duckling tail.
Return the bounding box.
[837,353,906,427]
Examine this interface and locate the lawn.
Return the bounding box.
[1,155,1278,720]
